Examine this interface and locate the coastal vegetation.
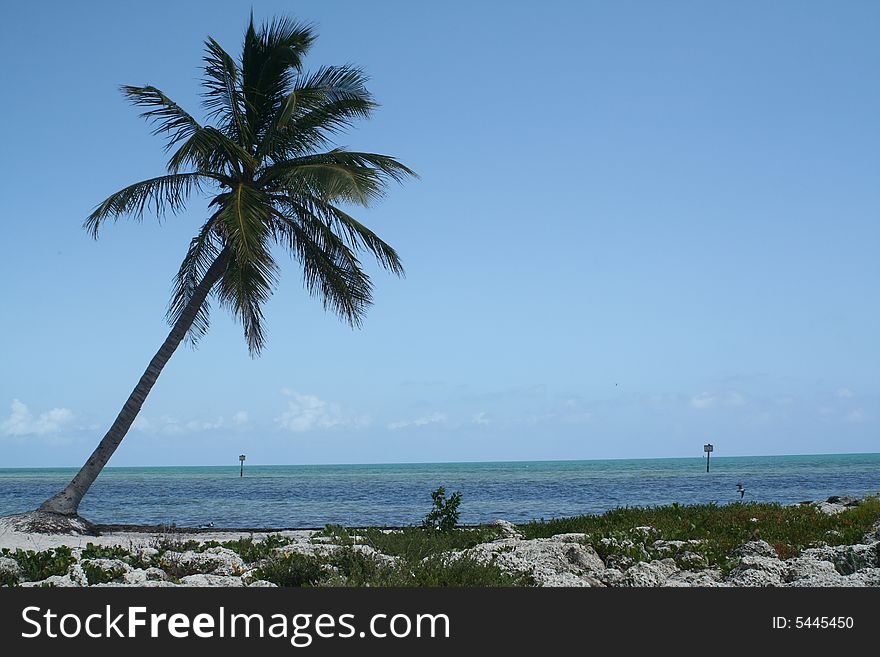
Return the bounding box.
[25,13,414,527]
[1,496,877,587]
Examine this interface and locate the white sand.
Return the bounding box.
[0,520,314,552]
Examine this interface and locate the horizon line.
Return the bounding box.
[3,450,878,471]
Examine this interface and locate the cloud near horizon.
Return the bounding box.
[1,399,74,436]
[388,412,447,430]
[276,389,367,432]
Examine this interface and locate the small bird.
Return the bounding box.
[736,483,746,499]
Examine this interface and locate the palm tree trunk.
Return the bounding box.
[38,249,231,516]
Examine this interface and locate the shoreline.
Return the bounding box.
[1,494,878,587]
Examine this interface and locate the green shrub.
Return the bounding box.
[0,570,20,587]
[361,526,500,561]
[81,543,148,569]
[11,547,75,582]
[422,487,462,532]
[314,524,354,546]
[519,496,880,572]
[251,552,326,587]
[82,560,127,585]
[221,534,292,562]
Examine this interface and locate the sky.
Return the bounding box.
[1,0,878,467]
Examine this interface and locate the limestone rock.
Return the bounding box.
[620,558,678,587]
[727,556,786,587]
[178,574,244,587]
[665,569,727,587]
[733,540,778,559]
[0,556,23,584]
[464,536,605,587]
[492,519,521,539]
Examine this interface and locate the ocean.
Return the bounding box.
[1,453,878,528]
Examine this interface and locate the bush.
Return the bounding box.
[9,547,75,582]
[361,526,500,561]
[82,560,127,585]
[422,487,462,532]
[252,552,326,587]
[221,534,292,562]
[81,543,148,569]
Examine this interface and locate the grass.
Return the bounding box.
[519,497,880,572]
[359,526,502,561]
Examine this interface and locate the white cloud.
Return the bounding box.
[1,399,74,436]
[388,412,447,430]
[232,411,249,425]
[472,412,490,426]
[836,388,855,399]
[276,390,355,432]
[690,393,716,410]
[690,391,747,410]
[843,409,867,424]
[133,414,225,434]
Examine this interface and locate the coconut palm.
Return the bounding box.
[36,15,415,520]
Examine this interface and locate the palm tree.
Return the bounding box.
[35,15,415,521]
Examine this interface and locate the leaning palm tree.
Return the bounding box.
[30,15,414,526]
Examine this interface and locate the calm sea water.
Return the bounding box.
[1,454,878,528]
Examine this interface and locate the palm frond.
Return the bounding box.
[242,15,316,146]
[166,125,255,176]
[85,173,206,237]
[121,85,203,151]
[167,216,222,346]
[202,37,250,149]
[216,246,278,356]
[260,149,416,204]
[270,206,373,327]
[258,66,376,160]
[323,203,405,276]
[215,183,274,260]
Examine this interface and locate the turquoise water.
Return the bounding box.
[1,453,878,527]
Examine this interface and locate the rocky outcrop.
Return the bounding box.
[464,534,605,587]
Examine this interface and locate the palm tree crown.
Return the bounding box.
[88,15,415,355]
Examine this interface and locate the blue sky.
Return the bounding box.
[1,0,877,467]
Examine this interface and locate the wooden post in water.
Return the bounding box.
[239,454,246,477]
[704,443,713,472]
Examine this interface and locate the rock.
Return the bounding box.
[595,568,626,587]
[0,556,23,584]
[21,574,81,588]
[464,536,605,587]
[620,559,678,587]
[492,520,522,539]
[800,544,879,575]
[826,496,859,506]
[677,551,708,569]
[665,569,727,587]
[786,572,865,587]
[247,579,278,587]
[733,540,778,559]
[784,557,839,583]
[178,574,244,587]
[123,567,170,585]
[160,547,245,577]
[813,502,847,516]
[727,556,786,587]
